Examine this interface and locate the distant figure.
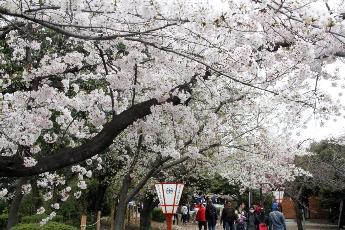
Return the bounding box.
[268,206,287,230]
[272,199,279,211]
[246,206,258,230]
[256,203,268,230]
[221,201,236,230]
[206,199,218,230]
[236,202,247,230]
[236,211,247,230]
[238,202,246,214]
[181,204,188,224]
[211,194,217,204]
[196,203,207,230]
[196,192,205,204]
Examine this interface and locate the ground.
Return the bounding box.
[151,219,338,230]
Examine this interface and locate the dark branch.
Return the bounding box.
[0,7,178,41]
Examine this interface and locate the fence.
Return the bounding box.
[80,205,139,230]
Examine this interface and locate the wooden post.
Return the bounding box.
[127,207,130,223]
[135,206,138,223]
[96,211,101,230]
[131,206,134,222]
[165,214,173,230]
[338,200,344,229]
[110,205,115,230]
[80,215,87,230]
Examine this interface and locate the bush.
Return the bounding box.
[151,208,165,222]
[22,214,62,223]
[100,216,111,226]
[11,221,78,230]
[20,214,63,223]
[0,200,7,214]
[0,213,8,229]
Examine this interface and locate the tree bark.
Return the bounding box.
[114,175,131,230]
[140,194,155,230]
[293,199,304,230]
[93,181,108,220]
[30,179,41,211]
[6,178,28,230]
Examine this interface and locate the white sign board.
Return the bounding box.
[155,183,184,214]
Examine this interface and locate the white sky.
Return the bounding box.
[297,60,345,142]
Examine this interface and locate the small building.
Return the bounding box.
[281,196,328,219]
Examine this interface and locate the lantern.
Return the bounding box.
[155,182,184,230]
[273,189,285,203]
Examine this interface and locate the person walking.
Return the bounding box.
[272,199,279,211]
[196,203,207,230]
[206,199,218,230]
[246,206,258,230]
[255,203,268,230]
[236,202,247,230]
[181,204,188,224]
[221,201,236,230]
[268,206,287,230]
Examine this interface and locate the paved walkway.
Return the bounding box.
[152,220,338,230]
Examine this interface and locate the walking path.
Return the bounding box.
[152,220,338,230]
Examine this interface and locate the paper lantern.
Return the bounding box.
[155,182,184,230]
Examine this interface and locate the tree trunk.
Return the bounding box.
[293,199,304,230]
[114,175,131,230]
[6,178,28,230]
[93,182,107,220]
[140,194,155,230]
[30,179,41,211]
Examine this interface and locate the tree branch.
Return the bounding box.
[0,8,178,41]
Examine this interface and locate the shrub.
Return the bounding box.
[151,208,165,222]
[0,213,8,229]
[100,216,110,226]
[20,214,63,223]
[11,221,78,230]
[0,200,7,214]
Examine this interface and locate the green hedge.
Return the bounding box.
[11,221,78,230]
[21,214,63,223]
[0,213,8,229]
[151,208,165,223]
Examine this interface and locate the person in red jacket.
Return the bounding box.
[195,203,207,230]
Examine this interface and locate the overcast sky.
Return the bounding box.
[297,60,345,142]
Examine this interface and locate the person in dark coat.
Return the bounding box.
[206,199,217,230]
[246,206,259,230]
[221,201,236,230]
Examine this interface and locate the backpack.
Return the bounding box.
[258,223,268,230]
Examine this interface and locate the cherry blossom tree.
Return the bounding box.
[1,0,344,177]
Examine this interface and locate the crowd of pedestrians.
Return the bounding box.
[179,194,287,230]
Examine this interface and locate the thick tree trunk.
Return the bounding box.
[114,175,131,230]
[140,194,155,230]
[293,199,304,230]
[6,178,28,230]
[93,182,107,220]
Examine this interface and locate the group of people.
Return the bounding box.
[188,198,287,230]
